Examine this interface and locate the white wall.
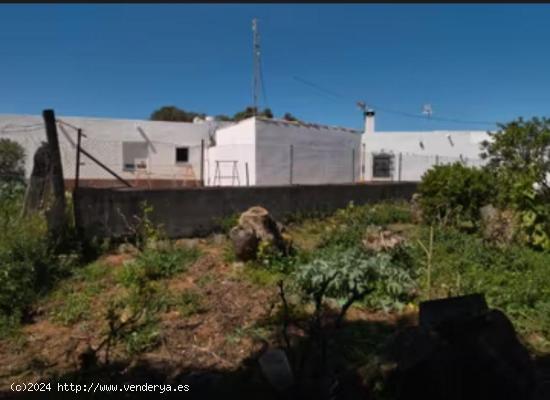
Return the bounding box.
[206,118,256,186]
[361,130,491,181]
[0,114,218,183]
[255,118,362,185]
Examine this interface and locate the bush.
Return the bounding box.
[418,163,496,227]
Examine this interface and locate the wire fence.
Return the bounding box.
[0,120,487,188]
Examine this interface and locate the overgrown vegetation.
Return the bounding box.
[418,162,496,228]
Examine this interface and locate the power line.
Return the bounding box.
[293,75,497,127]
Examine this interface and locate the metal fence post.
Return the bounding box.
[398,152,403,181]
[245,162,250,186]
[200,139,205,186]
[351,148,355,183]
[289,144,294,185]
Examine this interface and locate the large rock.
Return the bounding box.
[229,226,259,261]
[383,294,536,400]
[229,207,291,262]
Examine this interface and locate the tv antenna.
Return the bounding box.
[422,104,433,118]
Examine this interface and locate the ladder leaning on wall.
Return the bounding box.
[213,160,240,186]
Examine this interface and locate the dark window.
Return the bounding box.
[372,154,393,178]
[176,147,189,163]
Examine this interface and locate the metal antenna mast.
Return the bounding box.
[252,18,261,116]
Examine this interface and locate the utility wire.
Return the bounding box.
[293,76,497,127]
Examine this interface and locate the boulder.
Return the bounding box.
[229,207,291,262]
[229,227,259,261]
[383,294,536,400]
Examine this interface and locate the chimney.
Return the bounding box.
[364,109,375,134]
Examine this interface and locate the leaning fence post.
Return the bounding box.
[43,109,67,235]
[289,144,294,185]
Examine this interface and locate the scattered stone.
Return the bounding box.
[117,243,139,255]
[210,233,226,246]
[175,238,200,250]
[258,348,294,392]
[362,225,406,252]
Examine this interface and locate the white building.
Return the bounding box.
[360,111,491,182]
[0,111,491,188]
[0,114,228,188]
[206,117,361,186]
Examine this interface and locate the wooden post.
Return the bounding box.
[73,128,83,233]
[289,145,294,185]
[42,109,67,234]
[245,162,250,186]
[74,129,83,190]
[200,139,205,186]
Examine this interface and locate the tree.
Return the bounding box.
[481,117,550,201]
[150,106,205,122]
[0,138,25,185]
[480,117,550,250]
[282,112,300,122]
[232,107,273,122]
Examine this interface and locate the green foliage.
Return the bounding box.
[118,246,200,288]
[232,106,273,121]
[318,201,412,249]
[418,162,496,228]
[0,194,59,319]
[417,225,550,351]
[282,112,300,122]
[363,244,419,312]
[175,289,207,317]
[0,138,25,185]
[217,213,239,234]
[480,117,550,250]
[291,243,418,315]
[150,106,205,122]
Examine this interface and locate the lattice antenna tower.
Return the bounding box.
[252,18,261,116]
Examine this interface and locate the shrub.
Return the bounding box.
[418,163,496,227]
[0,138,25,185]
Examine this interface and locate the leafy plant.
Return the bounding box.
[418,162,496,228]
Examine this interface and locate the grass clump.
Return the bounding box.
[118,246,200,287]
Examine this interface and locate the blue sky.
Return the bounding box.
[1,4,550,131]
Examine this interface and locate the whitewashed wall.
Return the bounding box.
[206,118,256,186]
[255,118,362,185]
[0,114,219,183]
[361,130,491,181]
